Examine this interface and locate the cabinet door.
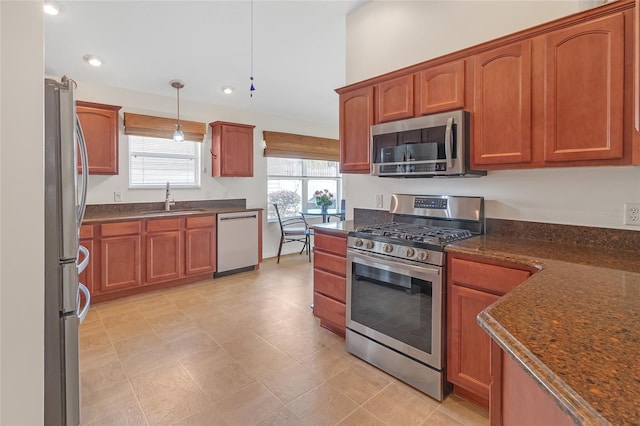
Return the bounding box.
[185,227,216,275]
[339,86,374,173]
[447,283,499,405]
[76,101,121,175]
[210,122,255,177]
[473,40,532,167]
[377,74,414,123]
[417,60,465,115]
[100,235,141,292]
[313,291,346,336]
[544,13,624,162]
[145,231,182,284]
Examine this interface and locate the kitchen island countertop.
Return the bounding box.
[447,235,640,425]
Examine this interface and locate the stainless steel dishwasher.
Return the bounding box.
[215,211,259,276]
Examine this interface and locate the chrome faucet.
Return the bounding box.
[165,181,175,211]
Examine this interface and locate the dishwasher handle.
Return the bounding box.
[220,214,257,221]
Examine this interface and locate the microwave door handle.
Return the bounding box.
[445,117,453,169]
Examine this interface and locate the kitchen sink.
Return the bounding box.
[141,208,208,215]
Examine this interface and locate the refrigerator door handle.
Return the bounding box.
[77,245,89,275]
[77,283,91,324]
[76,117,88,228]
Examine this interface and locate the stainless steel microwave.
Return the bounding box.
[370,110,486,178]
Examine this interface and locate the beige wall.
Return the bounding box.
[72,81,338,259]
[0,1,45,424]
[343,1,640,230]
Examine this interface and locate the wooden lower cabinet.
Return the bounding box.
[185,215,216,275]
[491,345,574,426]
[145,218,182,284]
[313,230,347,336]
[447,253,533,408]
[88,214,220,302]
[101,234,142,293]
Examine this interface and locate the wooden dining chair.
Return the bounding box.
[273,203,314,263]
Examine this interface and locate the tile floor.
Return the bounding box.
[79,254,489,426]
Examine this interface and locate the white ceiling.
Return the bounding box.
[45,1,367,126]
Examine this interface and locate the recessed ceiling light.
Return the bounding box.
[222,87,234,95]
[43,1,62,16]
[83,54,102,67]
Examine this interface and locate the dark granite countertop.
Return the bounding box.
[447,235,640,425]
[311,220,356,236]
[82,199,262,224]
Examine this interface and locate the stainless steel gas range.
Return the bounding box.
[346,194,484,401]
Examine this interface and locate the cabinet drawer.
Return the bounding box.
[449,257,531,295]
[79,224,94,239]
[186,215,215,229]
[314,291,345,330]
[314,250,347,277]
[101,221,141,237]
[146,217,181,232]
[314,233,347,256]
[314,268,346,302]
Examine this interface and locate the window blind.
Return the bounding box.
[129,135,200,187]
[263,131,339,161]
[124,112,206,142]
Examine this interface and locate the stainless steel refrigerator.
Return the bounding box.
[44,77,91,426]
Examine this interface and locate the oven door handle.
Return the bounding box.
[348,250,441,278]
[445,116,453,169]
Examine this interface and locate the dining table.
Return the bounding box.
[300,208,345,223]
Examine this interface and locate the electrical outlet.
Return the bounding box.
[113,192,122,202]
[624,203,640,225]
[375,194,383,208]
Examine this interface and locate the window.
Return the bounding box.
[267,157,341,220]
[129,135,201,188]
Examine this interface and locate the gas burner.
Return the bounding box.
[354,223,473,247]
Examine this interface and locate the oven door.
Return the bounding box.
[346,248,443,369]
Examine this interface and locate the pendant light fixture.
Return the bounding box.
[249,0,255,97]
[170,80,185,142]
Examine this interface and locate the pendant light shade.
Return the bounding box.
[171,80,185,142]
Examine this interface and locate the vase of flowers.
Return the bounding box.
[314,189,334,214]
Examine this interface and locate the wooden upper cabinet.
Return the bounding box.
[472,40,533,167]
[543,13,624,163]
[209,121,255,177]
[76,101,121,175]
[338,85,374,173]
[376,74,414,123]
[417,60,465,115]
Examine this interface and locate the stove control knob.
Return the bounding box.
[405,248,415,257]
[366,240,375,249]
[417,251,429,261]
[355,239,364,247]
[383,243,394,253]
